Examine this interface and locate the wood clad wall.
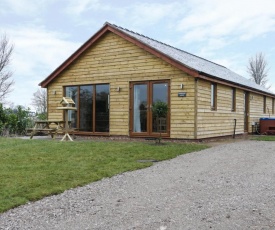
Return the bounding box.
[170,75,195,139]
[249,93,275,132]
[47,32,196,138]
[197,79,244,138]
[196,79,275,137]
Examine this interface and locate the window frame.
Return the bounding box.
[231,87,236,112]
[272,98,274,115]
[64,83,110,134]
[211,83,217,111]
[263,96,267,114]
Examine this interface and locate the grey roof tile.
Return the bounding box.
[111,23,273,95]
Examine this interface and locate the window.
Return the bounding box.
[272,98,275,114]
[65,86,78,128]
[65,84,110,133]
[231,88,236,111]
[211,83,217,110]
[263,96,266,113]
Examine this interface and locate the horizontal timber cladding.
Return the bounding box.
[249,93,275,132]
[196,79,275,137]
[197,79,244,139]
[47,31,196,139]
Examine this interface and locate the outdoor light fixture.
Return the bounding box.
[116,87,120,92]
[52,90,56,95]
[180,84,184,89]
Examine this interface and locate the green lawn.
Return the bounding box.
[251,135,275,141]
[0,138,208,213]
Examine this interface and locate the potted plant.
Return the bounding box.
[152,101,168,144]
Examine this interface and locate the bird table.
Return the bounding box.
[56,106,77,141]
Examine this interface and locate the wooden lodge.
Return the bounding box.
[39,22,275,140]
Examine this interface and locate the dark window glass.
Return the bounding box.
[95,84,109,132]
[272,98,275,114]
[232,88,236,111]
[211,83,217,110]
[152,83,168,133]
[79,85,93,131]
[264,96,266,113]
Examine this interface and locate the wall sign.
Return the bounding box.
[178,92,187,97]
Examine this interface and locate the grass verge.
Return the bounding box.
[0,138,208,213]
[251,135,275,141]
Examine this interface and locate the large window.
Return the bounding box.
[211,83,217,110]
[65,84,109,133]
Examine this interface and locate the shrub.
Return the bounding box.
[152,101,168,118]
[0,104,32,136]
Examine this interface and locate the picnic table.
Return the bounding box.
[28,97,78,141]
[28,120,65,139]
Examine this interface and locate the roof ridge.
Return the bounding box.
[109,23,227,69]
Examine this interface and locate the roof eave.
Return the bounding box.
[39,22,200,88]
[39,22,113,88]
[198,72,275,97]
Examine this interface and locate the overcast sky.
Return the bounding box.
[1,0,275,110]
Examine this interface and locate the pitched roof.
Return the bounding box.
[40,22,274,96]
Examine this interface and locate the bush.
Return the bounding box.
[0,104,32,136]
[152,101,168,118]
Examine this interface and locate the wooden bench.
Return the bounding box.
[27,120,66,139]
[27,128,57,139]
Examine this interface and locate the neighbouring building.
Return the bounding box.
[39,22,275,140]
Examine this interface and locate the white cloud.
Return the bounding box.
[9,27,80,75]
[64,1,184,32]
[3,26,81,108]
[0,0,49,16]
[125,2,184,27]
[66,0,110,15]
[177,0,275,43]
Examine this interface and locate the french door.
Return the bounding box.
[130,80,170,137]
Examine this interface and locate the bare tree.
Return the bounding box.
[247,52,270,88]
[0,34,14,102]
[31,88,47,114]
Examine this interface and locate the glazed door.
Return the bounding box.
[130,81,170,137]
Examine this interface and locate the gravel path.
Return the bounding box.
[1,140,275,229]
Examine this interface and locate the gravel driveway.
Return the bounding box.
[1,140,275,229]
